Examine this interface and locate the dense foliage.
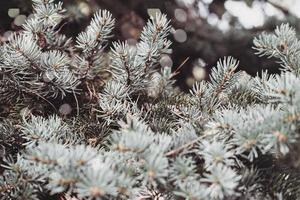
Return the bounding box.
[0,0,300,199]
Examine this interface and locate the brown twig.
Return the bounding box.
[165,134,206,157]
[170,57,190,78]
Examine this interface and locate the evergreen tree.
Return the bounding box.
[0,0,300,199]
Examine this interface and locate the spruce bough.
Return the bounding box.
[0,0,300,199]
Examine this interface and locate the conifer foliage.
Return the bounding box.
[0,0,300,200]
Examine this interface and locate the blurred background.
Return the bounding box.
[1,0,300,91]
